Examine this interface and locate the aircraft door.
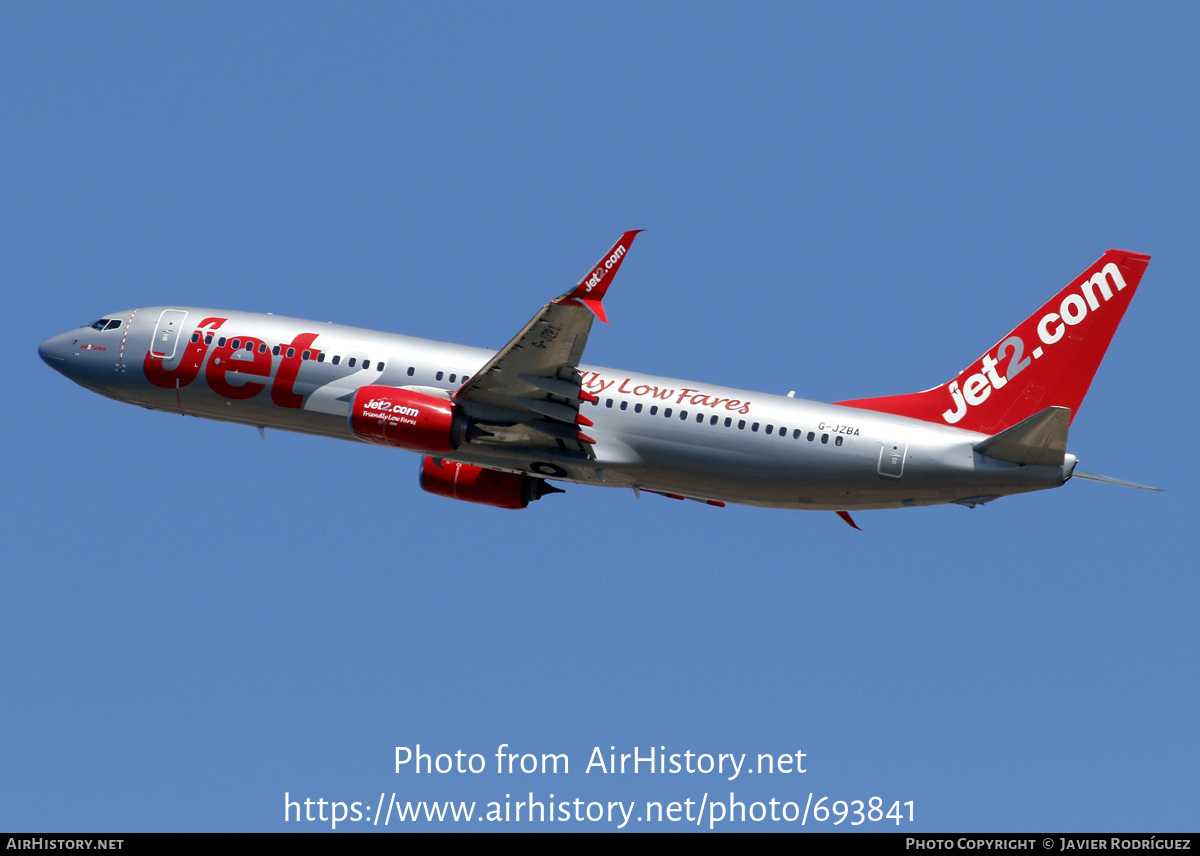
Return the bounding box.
[150,310,188,360]
[878,438,908,478]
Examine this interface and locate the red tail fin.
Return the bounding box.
[836,250,1150,434]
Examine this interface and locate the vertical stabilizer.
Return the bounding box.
[836,250,1150,434]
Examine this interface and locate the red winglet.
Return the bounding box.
[579,389,599,403]
[576,412,594,427]
[557,230,643,324]
[576,298,608,324]
[577,431,596,445]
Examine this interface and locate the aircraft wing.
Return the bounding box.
[452,231,641,453]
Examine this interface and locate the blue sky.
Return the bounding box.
[3,3,1196,831]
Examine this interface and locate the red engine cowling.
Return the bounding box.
[419,457,563,509]
[349,385,463,453]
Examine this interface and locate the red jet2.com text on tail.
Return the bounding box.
[837,250,1151,435]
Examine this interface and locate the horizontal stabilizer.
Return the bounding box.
[973,406,1070,466]
[1071,470,1163,491]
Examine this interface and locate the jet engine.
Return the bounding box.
[419,457,564,509]
[349,385,465,453]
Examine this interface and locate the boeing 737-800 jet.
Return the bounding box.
[38,233,1157,525]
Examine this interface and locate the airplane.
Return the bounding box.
[38,232,1158,527]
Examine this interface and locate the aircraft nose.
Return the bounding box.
[38,332,71,370]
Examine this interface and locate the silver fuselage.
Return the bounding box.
[39,307,1071,511]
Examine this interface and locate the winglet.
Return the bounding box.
[836,511,863,530]
[555,230,643,323]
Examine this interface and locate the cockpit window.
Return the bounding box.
[90,318,121,331]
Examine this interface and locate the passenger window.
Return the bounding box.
[708,415,716,425]
[634,403,643,413]
[286,348,295,358]
[303,350,312,361]
[664,408,672,418]
[436,371,443,380]
[231,339,240,349]
[679,410,687,420]
[218,337,227,347]
[206,334,214,345]
[835,436,843,446]
[650,406,658,415]
[620,401,628,411]
[605,399,613,408]
[377,363,385,371]
[407,366,415,376]
[738,420,746,429]
[191,333,200,343]
[448,373,456,383]
[316,352,324,362]
[362,359,370,369]
[793,429,800,439]
[258,343,267,354]
[821,434,829,444]
[766,425,773,434]
[751,423,759,432]
[725,417,732,427]
[271,344,279,355]
[332,355,341,365]
[349,358,357,368]
[807,431,815,441]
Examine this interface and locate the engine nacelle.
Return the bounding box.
[349,385,463,453]
[419,457,563,509]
